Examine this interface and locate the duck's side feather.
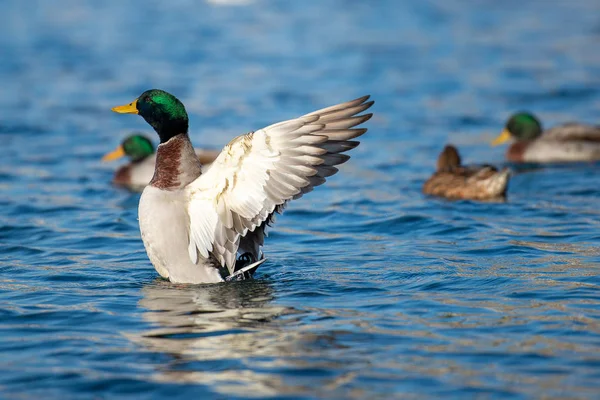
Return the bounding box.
[423,167,510,200]
[123,156,157,190]
[519,139,600,163]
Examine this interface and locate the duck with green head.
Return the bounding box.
[491,112,600,163]
[423,144,510,200]
[111,89,374,284]
[102,133,219,191]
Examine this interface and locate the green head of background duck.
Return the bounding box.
[491,112,543,162]
[102,134,155,163]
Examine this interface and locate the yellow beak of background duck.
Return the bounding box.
[111,99,139,114]
[491,129,512,146]
[102,145,126,162]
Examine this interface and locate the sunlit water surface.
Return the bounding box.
[1,1,600,398]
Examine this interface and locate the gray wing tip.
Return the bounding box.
[342,140,361,151]
[336,153,351,164]
[359,113,373,123]
[354,128,368,137]
[355,94,371,103]
[350,102,374,117]
[342,95,373,110]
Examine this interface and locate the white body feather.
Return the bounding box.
[523,123,600,162]
[139,185,224,283]
[128,155,157,190]
[523,140,600,162]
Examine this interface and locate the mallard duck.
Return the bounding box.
[112,89,373,284]
[102,133,220,191]
[491,112,600,162]
[423,145,510,200]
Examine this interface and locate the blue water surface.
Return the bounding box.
[1,0,600,398]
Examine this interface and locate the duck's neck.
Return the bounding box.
[150,133,202,190]
[507,141,530,162]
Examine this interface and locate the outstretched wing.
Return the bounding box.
[185,95,374,275]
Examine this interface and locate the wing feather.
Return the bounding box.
[186,95,374,274]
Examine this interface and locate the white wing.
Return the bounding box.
[185,95,374,274]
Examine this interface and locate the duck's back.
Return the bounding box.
[541,122,600,142]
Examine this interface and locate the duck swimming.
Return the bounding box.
[112,89,373,283]
[491,112,600,163]
[423,145,510,200]
[102,134,219,191]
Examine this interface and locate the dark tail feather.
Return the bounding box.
[225,257,267,282]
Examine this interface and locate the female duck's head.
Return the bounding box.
[492,112,543,145]
[436,145,461,172]
[102,134,154,162]
[112,89,189,143]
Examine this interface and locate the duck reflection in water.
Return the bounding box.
[135,278,280,345]
[128,279,298,396]
[127,279,355,397]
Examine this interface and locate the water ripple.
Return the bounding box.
[1,0,600,398]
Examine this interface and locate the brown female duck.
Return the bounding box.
[423,145,510,200]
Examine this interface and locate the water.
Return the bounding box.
[1,0,600,398]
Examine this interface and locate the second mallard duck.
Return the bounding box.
[102,133,220,191]
[492,112,600,163]
[423,145,510,200]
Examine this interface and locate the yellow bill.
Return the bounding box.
[491,129,512,146]
[102,145,126,162]
[111,99,139,114]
